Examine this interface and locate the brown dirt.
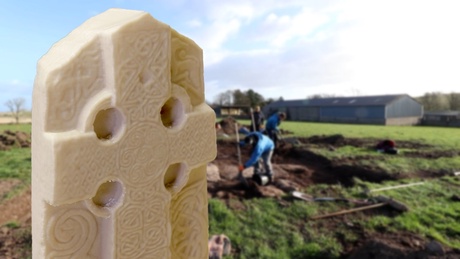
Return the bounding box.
[0,187,31,226]
[0,185,31,259]
[209,135,447,200]
[0,130,31,150]
[1,133,459,258]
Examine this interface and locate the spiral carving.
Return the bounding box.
[170,177,207,259]
[46,209,97,257]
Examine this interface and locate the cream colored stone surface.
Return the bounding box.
[32,8,216,258]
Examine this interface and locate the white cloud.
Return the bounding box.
[179,1,258,65]
[183,1,338,67]
[205,1,255,22]
[261,7,330,47]
[205,36,350,101]
[11,79,20,85]
[187,19,202,28]
[331,0,460,96]
[202,0,460,102]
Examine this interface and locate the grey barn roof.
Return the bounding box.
[268,94,411,107]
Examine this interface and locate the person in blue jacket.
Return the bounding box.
[264,112,286,147]
[239,131,275,183]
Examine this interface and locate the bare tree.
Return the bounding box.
[5,98,25,124]
[214,90,233,106]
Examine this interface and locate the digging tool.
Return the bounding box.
[235,123,248,187]
[292,191,371,206]
[276,129,283,141]
[292,191,315,201]
[363,182,425,195]
[311,195,409,220]
[275,129,301,146]
[249,107,256,132]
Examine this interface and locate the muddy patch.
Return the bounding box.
[210,137,399,200]
[0,130,31,150]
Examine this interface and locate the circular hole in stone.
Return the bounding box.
[93,108,124,141]
[164,163,187,193]
[92,181,124,208]
[160,97,185,128]
[139,69,154,85]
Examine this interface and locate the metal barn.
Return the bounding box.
[422,111,460,127]
[263,94,423,126]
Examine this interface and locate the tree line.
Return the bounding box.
[3,91,458,124]
[212,90,460,112]
[212,89,282,108]
[415,92,460,111]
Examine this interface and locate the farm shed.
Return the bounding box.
[421,111,460,127]
[263,94,423,126]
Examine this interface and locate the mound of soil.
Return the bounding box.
[0,225,31,259]
[347,235,456,259]
[0,130,31,150]
[217,117,240,135]
[211,134,458,199]
[210,136,400,200]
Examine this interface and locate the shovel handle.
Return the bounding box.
[235,123,248,187]
[368,182,425,193]
[249,108,256,132]
[311,203,387,220]
[235,123,242,164]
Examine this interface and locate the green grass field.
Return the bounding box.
[1,121,460,258]
[0,126,31,209]
[216,119,460,257]
[236,119,460,176]
[282,121,460,148]
[0,123,31,134]
[208,175,460,258]
[237,119,460,148]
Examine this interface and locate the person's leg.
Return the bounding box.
[253,158,261,174]
[268,130,278,146]
[262,149,274,180]
[267,129,273,140]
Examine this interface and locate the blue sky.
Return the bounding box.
[1,0,460,111]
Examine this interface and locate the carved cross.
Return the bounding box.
[32,9,216,258]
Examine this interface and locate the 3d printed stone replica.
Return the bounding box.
[32,8,216,258]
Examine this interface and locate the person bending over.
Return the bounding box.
[239,131,275,183]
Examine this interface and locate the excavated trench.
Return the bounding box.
[210,129,456,200]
